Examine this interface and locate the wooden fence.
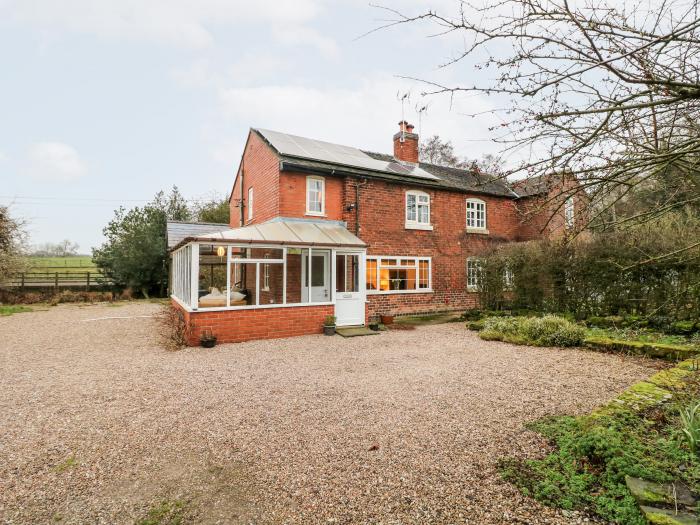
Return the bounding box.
[6,269,114,291]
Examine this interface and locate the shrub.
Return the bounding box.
[480,315,585,347]
[157,304,189,350]
[680,401,700,454]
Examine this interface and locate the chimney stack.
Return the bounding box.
[393,120,419,163]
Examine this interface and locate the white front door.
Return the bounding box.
[302,250,330,302]
[334,252,365,326]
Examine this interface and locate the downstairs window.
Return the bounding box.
[366,257,431,293]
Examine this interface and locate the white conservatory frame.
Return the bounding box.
[170,241,367,313]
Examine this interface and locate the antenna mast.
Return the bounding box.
[397,91,410,142]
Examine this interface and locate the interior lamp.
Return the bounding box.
[216,246,226,257]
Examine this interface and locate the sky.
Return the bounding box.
[0,0,504,252]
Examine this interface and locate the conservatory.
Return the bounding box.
[168,219,367,343]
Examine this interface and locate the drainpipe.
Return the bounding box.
[355,179,360,235]
[355,177,368,236]
[239,160,245,226]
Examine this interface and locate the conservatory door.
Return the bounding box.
[301,250,330,302]
[334,252,365,326]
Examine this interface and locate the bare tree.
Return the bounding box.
[375,0,700,247]
[419,135,467,167]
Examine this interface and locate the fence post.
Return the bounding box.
[20,273,25,291]
[86,272,91,291]
[55,272,59,293]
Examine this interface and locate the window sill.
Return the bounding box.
[305,212,326,218]
[367,289,433,295]
[405,223,433,231]
[467,286,479,292]
[466,228,489,235]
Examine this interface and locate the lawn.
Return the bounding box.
[0,305,32,316]
[26,256,96,272]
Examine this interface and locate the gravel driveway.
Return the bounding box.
[0,302,658,524]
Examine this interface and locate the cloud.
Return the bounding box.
[215,75,500,159]
[26,142,87,181]
[0,150,8,162]
[1,0,328,50]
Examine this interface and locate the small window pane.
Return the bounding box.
[229,262,257,306]
[366,259,378,290]
[419,260,429,289]
[406,194,417,221]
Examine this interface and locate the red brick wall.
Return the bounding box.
[278,172,344,220]
[226,131,583,320]
[229,131,280,228]
[516,178,588,241]
[174,299,334,345]
[339,177,520,317]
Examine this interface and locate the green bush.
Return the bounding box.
[500,360,700,524]
[480,315,586,347]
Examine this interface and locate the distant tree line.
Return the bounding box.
[31,239,81,257]
[92,187,229,298]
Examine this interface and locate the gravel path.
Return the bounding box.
[0,302,659,524]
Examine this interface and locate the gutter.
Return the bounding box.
[169,236,366,253]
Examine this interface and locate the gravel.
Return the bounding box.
[0,302,659,524]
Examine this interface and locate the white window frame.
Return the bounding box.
[467,257,482,291]
[466,198,488,232]
[306,176,325,216]
[262,256,270,291]
[503,266,514,290]
[564,196,574,228]
[366,256,432,294]
[405,190,433,230]
[247,187,254,221]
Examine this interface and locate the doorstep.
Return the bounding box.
[335,326,379,337]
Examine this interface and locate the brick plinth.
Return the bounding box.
[173,299,334,346]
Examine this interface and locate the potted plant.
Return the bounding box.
[323,315,336,336]
[200,329,217,348]
[380,313,394,325]
[369,319,380,331]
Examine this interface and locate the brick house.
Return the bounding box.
[169,121,582,345]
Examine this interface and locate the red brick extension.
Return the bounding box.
[174,299,335,345]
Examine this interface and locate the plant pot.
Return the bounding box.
[369,322,380,331]
[380,315,394,325]
[200,337,217,348]
[323,325,336,336]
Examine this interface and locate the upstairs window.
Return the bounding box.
[406,191,432,229]
[466,199,487,230]
[565,196,574,228]
[306,176,325,215]
[247,187,254,221]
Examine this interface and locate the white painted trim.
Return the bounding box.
[466,198,487,230]
[367,289,434,295]
[191,301,335,313]
[365,255,432,294]
[405,189,432,229]
[191,243,199,310]
[247,187,254,221]
[305,175,325,216]
[405,222,434,231]
[226,246,231,308]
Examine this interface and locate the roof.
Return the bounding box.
[171,219,366,251]
[252,128,517,198]
[512,173,572,197]
[166,221,231,249]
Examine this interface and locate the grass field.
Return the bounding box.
[26,256,97,272]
